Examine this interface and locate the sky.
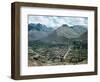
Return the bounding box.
[28,15,88,29]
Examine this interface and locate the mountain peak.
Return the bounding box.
[62,24,69,27]
[28,23,54,41]
[28,23,54,32]
[70,25,87,35]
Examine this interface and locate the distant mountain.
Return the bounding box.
[28,23,54,32]
[70,25,87,35]
[78,31,87,42]
[28,23,54,41]
[40,24,79,44]
[29,23,88,46]
[56,24,79,38]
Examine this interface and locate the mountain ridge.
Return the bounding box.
[28,23,87,44]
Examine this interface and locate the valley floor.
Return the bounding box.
[28,57,87,66]
[28,47,87,66]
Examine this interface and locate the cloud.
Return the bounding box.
[29,15,88,29]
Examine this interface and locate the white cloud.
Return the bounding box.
[29,15,88,29]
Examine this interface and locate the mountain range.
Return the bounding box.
[28,23,54,41]
[28,23,87,45]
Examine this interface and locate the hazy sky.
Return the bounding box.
[28,15,88,29]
